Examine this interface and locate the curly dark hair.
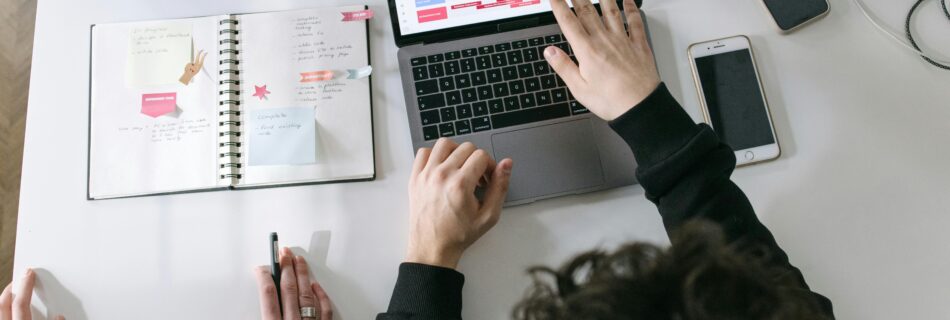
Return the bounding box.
[513,221,830,320]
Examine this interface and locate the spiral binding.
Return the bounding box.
[217,15,243,183]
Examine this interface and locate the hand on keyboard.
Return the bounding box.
[546,0,661,121]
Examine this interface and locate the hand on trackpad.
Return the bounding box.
[491,119,605,202]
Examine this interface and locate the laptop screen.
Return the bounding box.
[394,0,601,36]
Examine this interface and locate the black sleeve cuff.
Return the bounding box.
[383,263,465,319]
[608,83,703,169]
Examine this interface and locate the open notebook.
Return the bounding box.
[88,5,376,199]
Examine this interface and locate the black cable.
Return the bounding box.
[905,0,950,70]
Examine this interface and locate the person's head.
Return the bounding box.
[513,221,830,320]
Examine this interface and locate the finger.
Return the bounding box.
[571,0,606,36]
[293,256,318,312]
[278,248,301,319]
[460,149,495,186]
[426,138,459,168]
[544,46,586,89]
[197,51,207,67]
[412,147,432,177]
[254,266,282,320]
[550,0,590,49]
[479,159,513,224]
[600,0,625,34]
[54,316,65,320]
[442,142,477,169]
[12,269,34,320]
[1,283,13,320]
[312,282,333,320]
[623,0,646,46]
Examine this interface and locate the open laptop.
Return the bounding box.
[389,0,646,205]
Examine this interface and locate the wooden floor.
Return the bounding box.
[0,0,36,287]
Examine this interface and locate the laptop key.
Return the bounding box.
[456,104,473,119]
[506,50,523,64]
[491,103,570,129]
[461,88,478,103]
[446,91,462,105]
[445,51,461,60]
[525,78,541,92]
[454,74,472,89]
[517,64,534,78]
[411,57,427,66]
[512,40,528,49]
[493,83,510,97]
[476,56,492,70]
[445,61,461,75]
[440,106,457,121]
[520,93,536,108]
[523,48,540,62]
[455,120,472,135]
[428,64,445,78]
[545,34,561,44]
[477,85,494,100]
[491,53,508,67]
[540,75,557,89]
[415,79,439,96]
[427,53,444,63]
[495,42,511,51]
[471,71,487,85]
[533,61,550,75]
[420,109,440,125]
[478,45,494,55]
[502,66,518,81]
[570,101,589,114]
[488,99,505,113]
[472,101,489,116]
[556,76,566,87]
[423,125,439,140]
[439,77,456,91]
[535,91,552,106]
[439,122,456,137]
[504,96,520,111]
[412,66,429,81]
[462,48,478,57]
[472,116,492,132]
[555,42,571,55]
[552,88,568,102]
[487,69,503,83]
[509,80,525,95]
[529,37,544,46]
[460,58,476,73]
[418,93,445,110]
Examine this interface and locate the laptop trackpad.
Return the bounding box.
[491,119,605,202]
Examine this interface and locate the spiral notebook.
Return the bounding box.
[87,5,376,200]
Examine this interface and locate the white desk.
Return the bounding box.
[15,0,950,318]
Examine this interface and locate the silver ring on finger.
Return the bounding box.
[300,306,319,319]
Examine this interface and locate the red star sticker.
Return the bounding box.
[252,85,271,100]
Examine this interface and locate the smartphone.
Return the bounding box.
[760,0,829,33]
[688,35,780,166]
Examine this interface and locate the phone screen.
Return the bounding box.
[762,0,828,30]
[695,49,775,151]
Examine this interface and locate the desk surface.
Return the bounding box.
[15,0,950,319]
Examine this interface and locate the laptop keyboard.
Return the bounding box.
[411,34,589,141]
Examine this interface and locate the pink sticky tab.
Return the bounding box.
[341,9,374,21]
[141,92,177,118]
[417,7,448,23]
[300,71,335,83]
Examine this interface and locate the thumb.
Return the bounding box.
[543,46,585,89]
[480,159,513,222]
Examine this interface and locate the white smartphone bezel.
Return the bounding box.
[688,35,781,167]
[759,0,830,34]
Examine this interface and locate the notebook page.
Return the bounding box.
[89,17,223,199]
[238,6,374,187]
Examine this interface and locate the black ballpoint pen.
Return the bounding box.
[270,232,283,315]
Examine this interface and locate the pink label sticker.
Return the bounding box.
[451,1,482,9]
[141,92,177,118]
[341,9,374,21]
[510,0,539,8]
[300,71,335,83]
[417,7,448,23]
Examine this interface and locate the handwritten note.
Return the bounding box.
[116,118,213,144]
[248,107,316,166]
[126,23,192,87]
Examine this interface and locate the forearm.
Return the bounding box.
[377,263,465,320]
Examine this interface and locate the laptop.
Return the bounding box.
[389,0,646,205]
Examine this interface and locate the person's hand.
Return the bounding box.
[1,268,65,320]
[545,0,661,121]
[255,248,332,320]
[406,138,513,269]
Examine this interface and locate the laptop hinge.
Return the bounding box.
[498,17,540,32]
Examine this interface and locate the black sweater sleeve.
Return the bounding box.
[608,83,834,317]
[377,263,465,320]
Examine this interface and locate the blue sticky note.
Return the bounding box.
[248,107,316,166]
